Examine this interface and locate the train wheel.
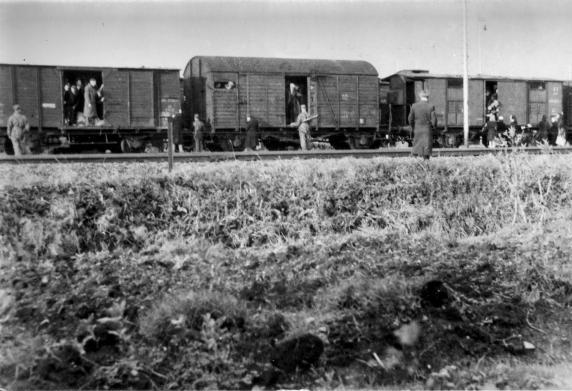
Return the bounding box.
[349,135,374,149]
[328,133,351,150]
[120,139,132,153]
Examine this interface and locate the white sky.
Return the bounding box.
[1,0,571,79]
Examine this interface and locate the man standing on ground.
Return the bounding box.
[171,109,185,153]
[193,113,205,152]
[7,104,31,156]
[408,90,437,160]
[245,115,259,151]
[290,104,314,151]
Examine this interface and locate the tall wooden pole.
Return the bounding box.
[463,0,469,147]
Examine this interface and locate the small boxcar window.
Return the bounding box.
[214,81,236,90]
[529,81,545,91]
[448,79,463,88]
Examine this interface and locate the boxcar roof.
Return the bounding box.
[383,69,563,82]
[0,63,179,72]
[188,56,378,76]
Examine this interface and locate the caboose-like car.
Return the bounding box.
[183,56,381,150]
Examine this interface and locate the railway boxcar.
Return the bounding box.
[382,70,564,147]
[183,56,380,150]
[0,63,180,153]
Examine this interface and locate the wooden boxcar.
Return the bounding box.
[183,56,380,150]
[381,70,564,146]
[0,64,180,153]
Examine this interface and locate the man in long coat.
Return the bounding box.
[171,109,185,152]
[193,113,205,152]
[83,78,98,125]
[245,115,259,151]
[408,90,437,159]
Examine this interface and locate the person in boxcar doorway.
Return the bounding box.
[245,115,259,151]
[75,79,84,120]
[290,104,313,151]
[287,83,302,123]
[408,90,437,160]
[84,78,99,125]
[193,113,205,152]
[63,82,73,125]
[171,109,185,153]
[7,105,31,156]
[68,85,81,126]
[486,93,501,119]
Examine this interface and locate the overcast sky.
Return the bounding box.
[1,0,571,79]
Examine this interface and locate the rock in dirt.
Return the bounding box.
[420,280,450,307]
[393,321,421,347]
[270,333,324,373]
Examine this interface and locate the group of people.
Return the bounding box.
[63,78,104,126]
[172,105,316,153]
[406,89,569,158]
[482,112,568,148]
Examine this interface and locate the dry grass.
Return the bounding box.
[1,152,571,389]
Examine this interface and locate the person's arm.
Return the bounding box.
[407,106,414,126]
[431,107,437,129]
[290,114,301,127]
[7,117,13,138]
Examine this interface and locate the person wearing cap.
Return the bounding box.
[245,115,259,151]
[7,104,31,156]
[193,113,205,152]
[290,104,313,150]
[408,90,437,159]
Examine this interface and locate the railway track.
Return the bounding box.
[1,146,572,164]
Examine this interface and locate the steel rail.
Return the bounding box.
[1,147,572,164]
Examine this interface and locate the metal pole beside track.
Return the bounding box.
[462,0,470,148]
[167,116,174,172]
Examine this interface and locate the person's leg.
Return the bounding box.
[11,137,22,156]
[299,130,306,150]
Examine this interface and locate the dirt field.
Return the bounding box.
[1,153,571,390]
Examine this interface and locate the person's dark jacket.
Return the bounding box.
[408,101,437,157]
[245,118,259,150]
[538,117,550,141]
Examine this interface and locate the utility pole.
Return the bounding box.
[463,0,469,148]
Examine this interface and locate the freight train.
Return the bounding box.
[1,57,571,154]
